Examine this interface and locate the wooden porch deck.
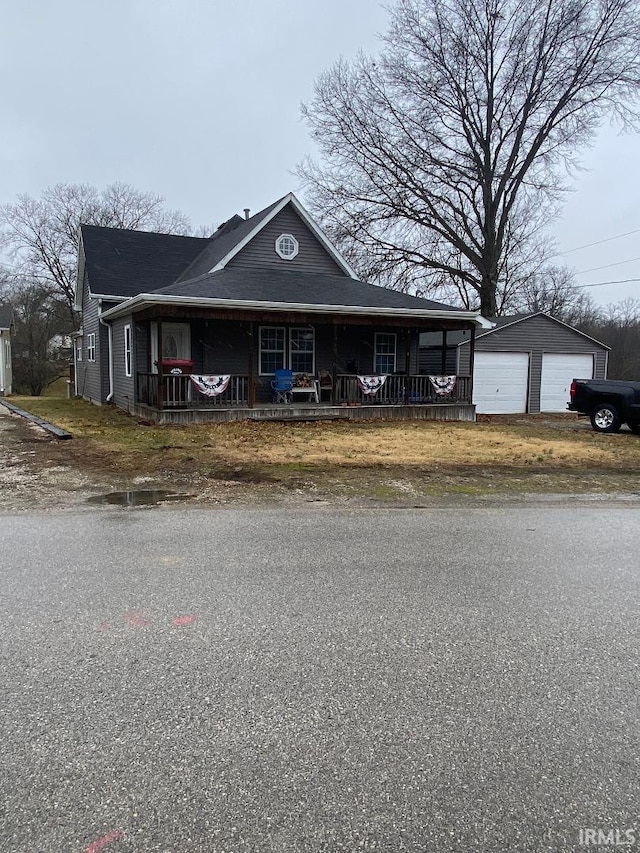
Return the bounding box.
[131,401,476,425]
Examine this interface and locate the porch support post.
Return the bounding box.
[248,323,255,408]
[468,323,476,405]
[157,321,164,409]
[404,330,411,404]
[332,322,338,390]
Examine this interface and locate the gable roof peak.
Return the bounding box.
[172,192,358,285]
[205,191,358,279]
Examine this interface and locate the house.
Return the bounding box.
[457,312,609,414]
[73,192,489,423]
[0,305,13,396]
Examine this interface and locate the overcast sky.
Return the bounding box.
[1,0,638,307]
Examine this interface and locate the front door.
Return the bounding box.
[151,323,191,372]
[162,323,191,359]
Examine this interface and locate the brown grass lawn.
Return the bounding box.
[7,394,640,501]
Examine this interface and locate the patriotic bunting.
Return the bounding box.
[429,375,457,395]
[190,375,231,397]
[357,375,387,395]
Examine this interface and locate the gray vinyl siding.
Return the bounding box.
[76,264,125,404]
[227,207,346,276]
[419,348,458,374]
[458,314,608,413]
[99,302,119,399]
[111,316,135,411]
[189,320,253,375]
[76,280,104,403]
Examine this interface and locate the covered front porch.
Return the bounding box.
[108,303,479,423]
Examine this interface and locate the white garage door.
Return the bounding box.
[473,352,530,414]
[540,353,594,412]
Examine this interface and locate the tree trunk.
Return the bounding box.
[480,278,497,317]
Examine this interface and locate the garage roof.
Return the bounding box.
[460,312,610,349]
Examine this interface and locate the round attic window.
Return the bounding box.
[275,233,299,260]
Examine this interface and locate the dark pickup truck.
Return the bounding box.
[568,379,640,433]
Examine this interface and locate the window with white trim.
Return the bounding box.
[76,338,83,362]
[124,325,132,377]
[259,326,286,375]
[374,333,396,374]
[87,333,96,362]
[289,327,314,374]
[275,233,299,260]
[259,326,316,375]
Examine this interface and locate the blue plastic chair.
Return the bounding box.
[271,368,294,403]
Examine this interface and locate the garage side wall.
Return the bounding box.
[459,315,608,413]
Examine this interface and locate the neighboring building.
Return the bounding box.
[458,312,609,414]
[74,192,489,423]
[0,306,13,396]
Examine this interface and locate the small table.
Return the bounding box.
[289,381,319,403]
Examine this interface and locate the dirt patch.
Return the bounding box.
[0,409,107,511]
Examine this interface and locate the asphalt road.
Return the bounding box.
[1,505,638,853]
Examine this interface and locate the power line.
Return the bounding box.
[575,278,640,289]
[576,256,640,275]
[560,227,640,255]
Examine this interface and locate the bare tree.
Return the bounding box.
[299,0,640,314]
[7,279,71,396]
[510,265,600,325]
[0,182,193,321]
[589,298,640,379]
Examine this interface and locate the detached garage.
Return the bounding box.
[458,313,609,414]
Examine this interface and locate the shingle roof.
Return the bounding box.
[79,195,466,317]
[0,305,13,329]
[174,198,284,283]
[152,268,461,312]
[80,225,209,298]
[459,312,610,348]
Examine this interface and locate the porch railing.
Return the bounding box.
[136,372,471,409]
[334,374,471,405]
[137,373,249,408]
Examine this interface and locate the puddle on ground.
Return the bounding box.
[87,490,194,507]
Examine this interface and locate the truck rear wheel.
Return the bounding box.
[590,403,621,433]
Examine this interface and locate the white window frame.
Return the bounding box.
[124,324,132,378]
[87,333,96,362]
[289,327,315,375]
[259,326,286,376]
[75,338,83,363]
[275,233,299,260]
[259,326,316,376]
[374,332,397,374]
